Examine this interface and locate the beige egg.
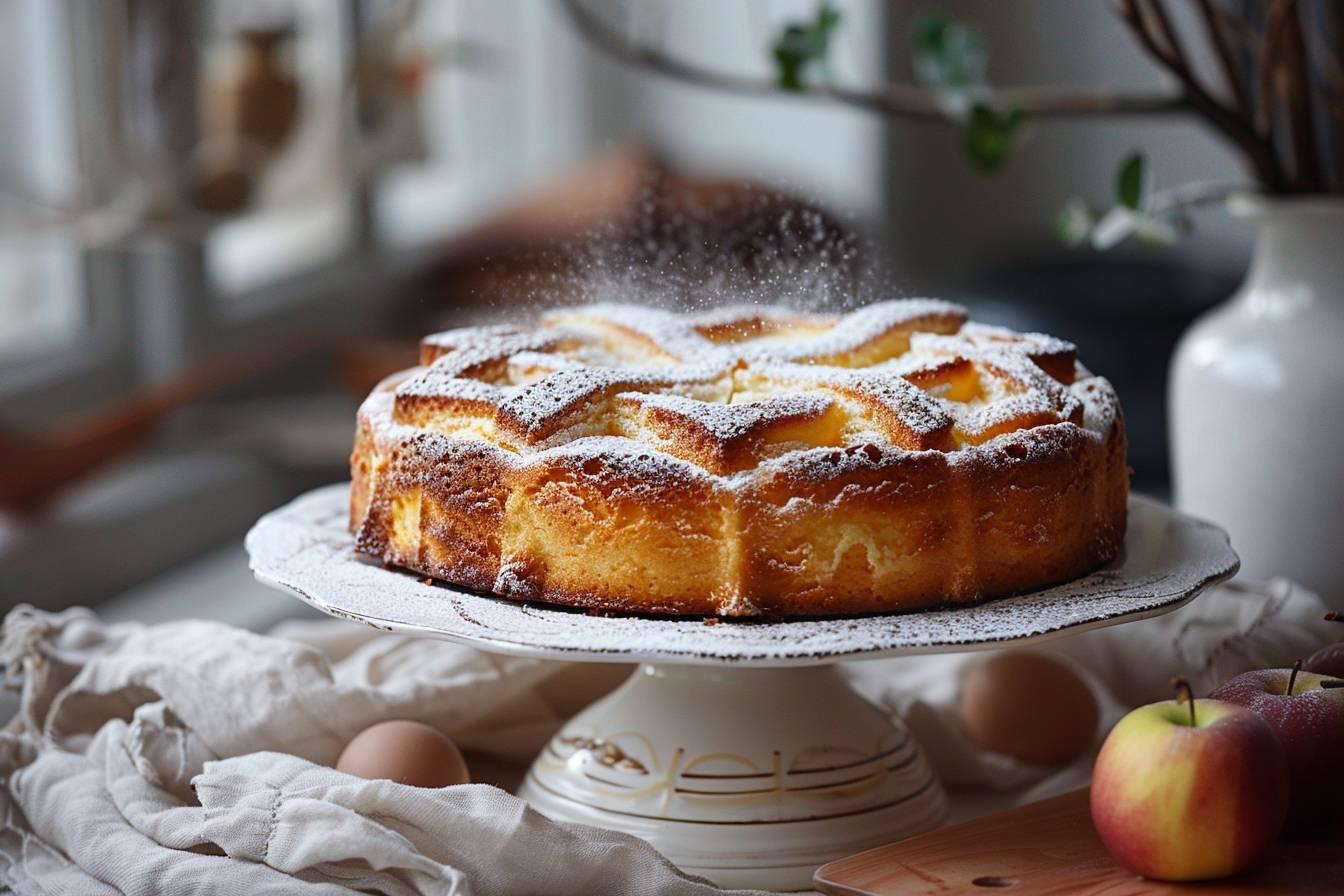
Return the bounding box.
[336,720,471,788]
[959,651,1099,765]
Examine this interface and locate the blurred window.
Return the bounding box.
[0,0,393,423]
[0,0,132,421]
[200,0,360,298]
[372,0,568,247]
[0,1,83,366]
[0,245,84,365]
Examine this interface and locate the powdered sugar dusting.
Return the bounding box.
[691,303,832,336]
[366,299,1120,478]
[1073,376,1121,434]
[625,391,833,443]
[755,298,963,362]
[420,324,528,360]
[956,392,1056,442]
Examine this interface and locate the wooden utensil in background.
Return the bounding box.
[0,337,331,515]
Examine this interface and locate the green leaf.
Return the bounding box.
[912,12,951,56]
[816,3,841,33]
[912,12,987,90]
[1131,218,1181,248]
[773,27,810,91]
[770,3,842,91]
[1089,207,1138,250]
[1056,198,1097,247]
[1062,156,1201,251]
[1089,205,1183,251]
[962,102,1026,172]
[1115,151,1148,210]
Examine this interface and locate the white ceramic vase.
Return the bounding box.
[1170,195,1344,605]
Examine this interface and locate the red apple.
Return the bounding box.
[1303,612,1344,678]
[1210,664,1344,836]
[1091,682,1288,881]
[1306,643,1344,679]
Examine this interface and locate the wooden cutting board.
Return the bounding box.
[813,788,1344,895]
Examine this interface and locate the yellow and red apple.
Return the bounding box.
[1210,665,1344,836]
[1090,687,1288,881]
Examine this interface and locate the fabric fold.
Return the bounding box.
[0,576,1331,894]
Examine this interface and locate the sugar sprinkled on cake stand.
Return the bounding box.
[247,485,1237,891]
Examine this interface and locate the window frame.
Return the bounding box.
[0,0,385,425]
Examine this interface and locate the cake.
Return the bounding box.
[350,300,1127,617]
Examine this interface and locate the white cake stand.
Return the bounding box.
[246,485,1237,892]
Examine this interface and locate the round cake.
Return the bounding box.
[350,301,1127,617]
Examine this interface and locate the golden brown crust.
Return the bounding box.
[349,301,1128,617]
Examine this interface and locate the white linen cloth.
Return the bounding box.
[0,577,1333,895]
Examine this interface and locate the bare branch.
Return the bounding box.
[559,0,1312,191]
[1261,0,1293,135]
[1278,1,1324,190]
[1117,0,1288,189]
[559,0,1184,122]
[1193,0,1253,121]
[1301,6,1344,190]
[1138,0,1192,71]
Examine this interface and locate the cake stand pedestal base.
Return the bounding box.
[517,663,947,891]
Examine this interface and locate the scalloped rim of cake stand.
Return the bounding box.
[246,484,1238,667]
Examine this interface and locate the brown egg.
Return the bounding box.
[336,720,471,788]
[959,651,1099,765]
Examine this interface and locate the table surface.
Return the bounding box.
[814,788,1344,895]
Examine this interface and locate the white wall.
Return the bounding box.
[879,1,1253,285]
[576,0,890,222]
[262,1,1258,284]
[376,0,890,244]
